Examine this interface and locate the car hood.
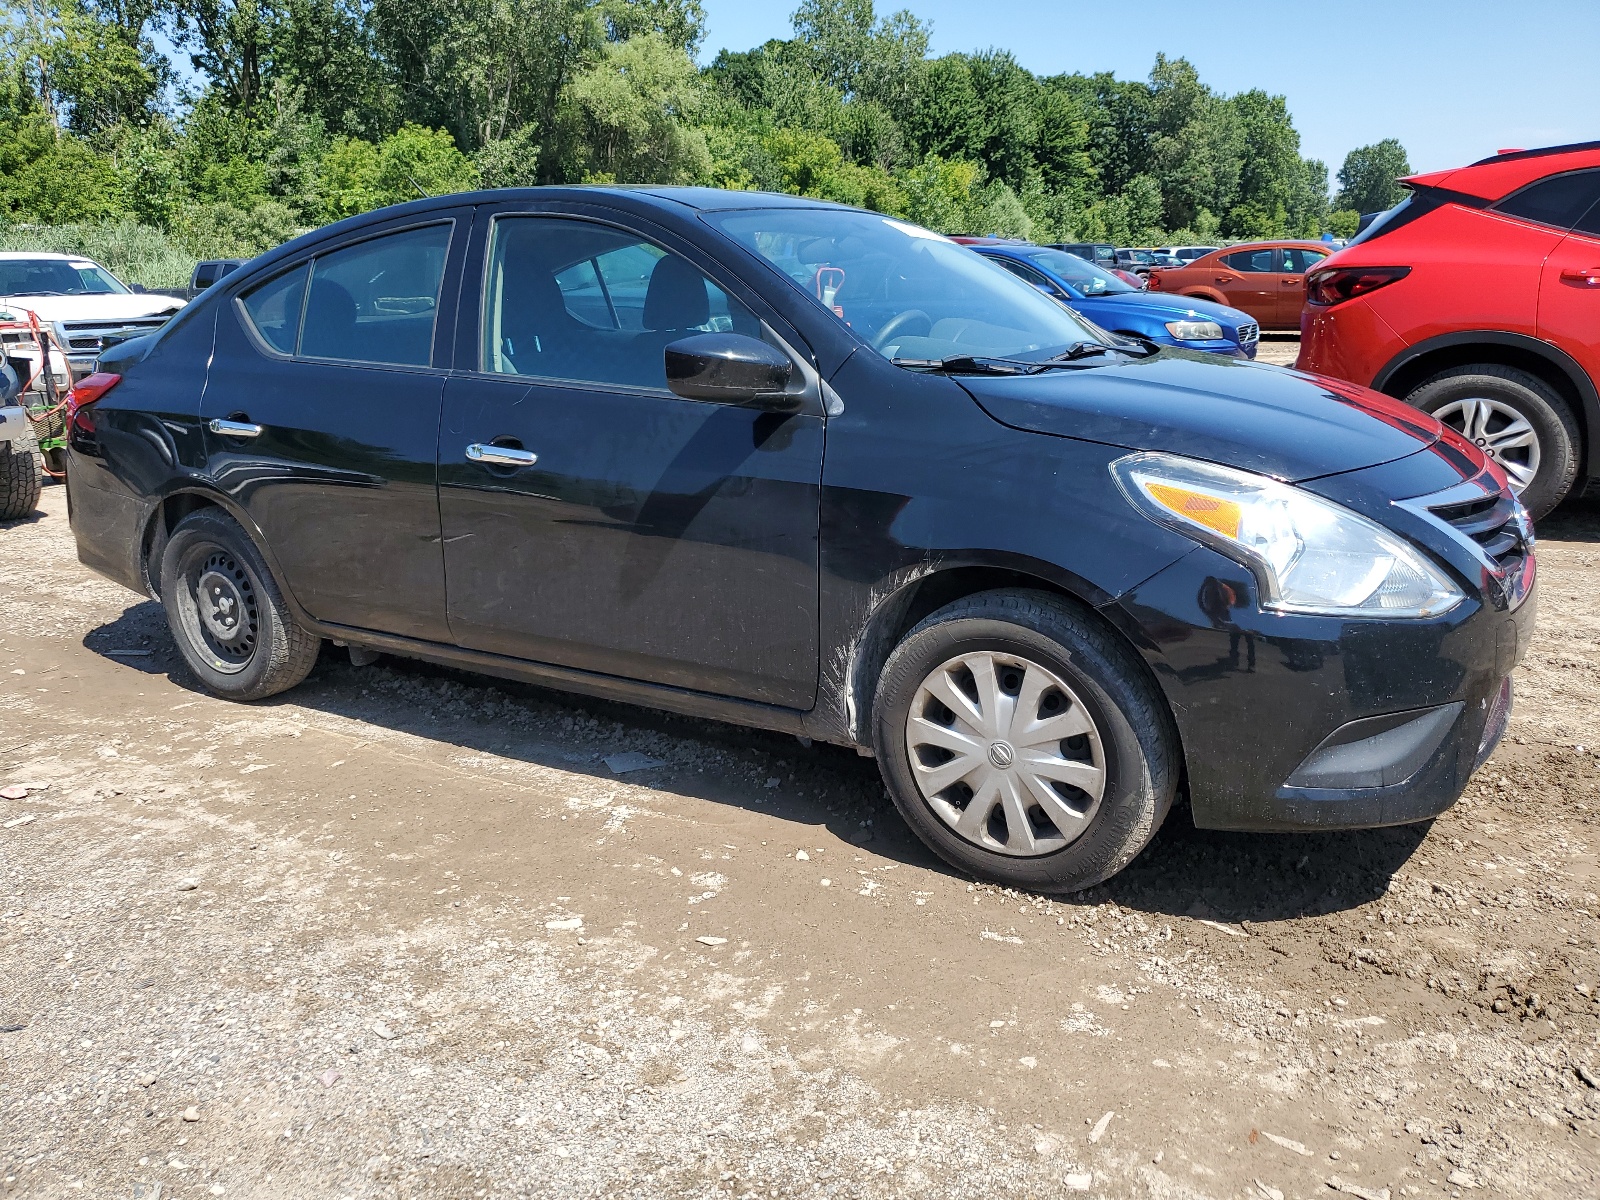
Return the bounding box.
[959,353,1441,482]
[1087,291,1248,324]
[0,293,185,322]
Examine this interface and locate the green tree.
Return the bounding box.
[1336,138,1411,214]
[317,122,476,219]
[562,30,708,183]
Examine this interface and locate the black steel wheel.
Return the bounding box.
[160,509,320,700]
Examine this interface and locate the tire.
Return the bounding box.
[159,509,320,701]
[1406,365,1579,520]
[872,590,1179,893]
[0,435,42,520]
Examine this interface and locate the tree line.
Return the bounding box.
[0,0,1415,260]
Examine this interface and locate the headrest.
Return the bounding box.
[643,255,710,330]
[301,279,357,357]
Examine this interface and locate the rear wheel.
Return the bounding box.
[0,435,41,520]
[1406,365,1579,520]
[160,509,320,700]
[873,590,1179,893]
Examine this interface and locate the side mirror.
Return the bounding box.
[665,333,798,411]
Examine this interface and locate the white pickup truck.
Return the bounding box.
[0,252,185,504]
[0,251,185,381]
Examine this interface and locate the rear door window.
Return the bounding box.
[1494,170,1600,230]
[239,263,309,356]
[1223,249,1278,272]
[300,224,453,366]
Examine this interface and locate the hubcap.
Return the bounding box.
[187,550,258,670]
[905,652,1106,857]
[1432,397,1541,492]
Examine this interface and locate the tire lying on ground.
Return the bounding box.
[1406,364,1579,520]
[873,589,1180,893]
[0,431,42,521]
[159,509,321,700]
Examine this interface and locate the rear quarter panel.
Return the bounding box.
[1357,206,1558,343]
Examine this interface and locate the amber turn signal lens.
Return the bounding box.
[1145,482,1242,539]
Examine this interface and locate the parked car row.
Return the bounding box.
[951,237,1259,358]
[60,187,1531,895]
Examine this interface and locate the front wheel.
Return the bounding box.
[1406,365,1579,520]
[159,509,320,700]
[872,590,1179,893]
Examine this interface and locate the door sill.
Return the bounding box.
[313,620,817,740]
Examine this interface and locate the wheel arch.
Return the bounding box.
[138,485,310,624]
[826,558,1175,752]
[1372,331,1600,482]
[1176,287,1227,305]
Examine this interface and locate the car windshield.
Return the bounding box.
[1025,248,1139,296]
[704,209,1106,362]
[0,257,129,296]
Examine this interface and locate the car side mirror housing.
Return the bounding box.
[665,333,799,411]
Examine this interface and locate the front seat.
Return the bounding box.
[495,247,583,377]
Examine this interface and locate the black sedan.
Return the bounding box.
[63,188,1534,892]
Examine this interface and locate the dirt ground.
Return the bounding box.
[2,459,1597,1200]
[1255,335,1300,367]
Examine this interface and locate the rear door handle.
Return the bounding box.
[1560,267,1600,285]
[1214,275,1235,283]
[207,418,262,438]
[466,442,538,467]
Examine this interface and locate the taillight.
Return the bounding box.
[66,372,120,445]
[1305,266,1410,307]
[1146,271,1162,290]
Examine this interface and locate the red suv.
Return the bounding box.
[1299,141,1600,518]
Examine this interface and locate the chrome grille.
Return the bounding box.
[60,316,172,354]
[1407,476,1535,610]
[1236,322,1259,345]
[1430,490,1530,570]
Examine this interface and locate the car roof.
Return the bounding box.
[1404,140,1600,202]
[0,251,96,262]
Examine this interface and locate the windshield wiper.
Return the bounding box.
[891,354,1039,375]
[893,341,1154,376]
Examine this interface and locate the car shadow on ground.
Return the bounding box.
[1542,492,1600,542]
[88,598,1432,920]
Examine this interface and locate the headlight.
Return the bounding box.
[1112,452,1465,618]
[1164,319,1224,341]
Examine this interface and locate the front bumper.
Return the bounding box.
[1107,540,1534,832]
[1146,333,1256,360]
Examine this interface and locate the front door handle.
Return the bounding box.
[466,442,538,467]
[207,418,262,438]
[1560,267,1600,285]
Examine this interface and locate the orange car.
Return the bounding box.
[1146,241,1333,330]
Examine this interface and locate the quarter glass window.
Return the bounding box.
[239,263,309,356]
[1495,170,1600,230]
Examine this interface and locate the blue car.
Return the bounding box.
[969,242,1259,359]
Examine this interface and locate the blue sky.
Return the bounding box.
[698,0,1600,177]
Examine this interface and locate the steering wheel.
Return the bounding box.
[871,309,932,351]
